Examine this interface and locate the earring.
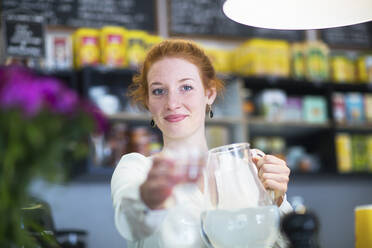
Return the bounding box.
[208,105,214,118]
[150,119,155,128]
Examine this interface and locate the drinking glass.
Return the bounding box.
[201,143,280,248]
[158,147,206,248]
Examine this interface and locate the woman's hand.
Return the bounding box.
[140,154,203,210]
[251,149,290,206]
[140,157,178,210]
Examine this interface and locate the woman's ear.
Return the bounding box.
[206,87,217,105]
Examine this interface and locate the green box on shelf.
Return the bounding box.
[303,96,328,123]
[351,135,368,172]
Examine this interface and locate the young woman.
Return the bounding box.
[111,39,292,248]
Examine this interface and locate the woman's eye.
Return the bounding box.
[152,88,165,95]
[182,85,193,92]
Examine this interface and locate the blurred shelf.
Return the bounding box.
[248,118,331,137]
[107,112,151,121]
[79,66,137,90]
[243,76,372,94]
[80,66,137,75]
[243,76,329,95]
[206,116,243,125]
[107,112,243,125]
[330,82,372,93]
[37,68,75,77]
[335,123,372,132]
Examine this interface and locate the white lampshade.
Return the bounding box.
[223,0,372,30]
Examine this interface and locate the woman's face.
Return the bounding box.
[147,57,216,140]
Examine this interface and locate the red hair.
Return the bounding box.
[128,39,224,109]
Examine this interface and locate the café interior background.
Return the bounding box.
[1,0,372,247]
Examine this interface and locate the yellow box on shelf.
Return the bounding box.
[126,30,148,69]
[335,133,352,173]
[357,55,372,83]
[352,135,369,172]
[367,135,372,172]
[331,55,356,83]
[269,40,291,77]
[73,28,100,68]
[205,48,232,75]
[100,26,128,68]
[305,41,330,82]
[291,42,306,80]
[357,56,368,83]
[145,34,163,51]
[232,38,290,78]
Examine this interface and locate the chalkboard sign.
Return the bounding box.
[1,0,157,32]
[2,10,45,57]
[320,22,372,49]
[168,0,304,41]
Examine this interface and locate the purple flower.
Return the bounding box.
[55,89,79,114]
[36,77,78,114]
[81,100,109,133]
[0,66,107,133]
[0,67,43,116]
[38,77,63,110]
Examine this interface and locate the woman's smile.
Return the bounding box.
[164,114,188,123]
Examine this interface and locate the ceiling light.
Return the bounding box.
[223,0,372,30]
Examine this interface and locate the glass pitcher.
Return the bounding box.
[201,143,280,248]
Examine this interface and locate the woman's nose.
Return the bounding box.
[165,91,181,110]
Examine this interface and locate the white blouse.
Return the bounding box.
[111,152,292,248]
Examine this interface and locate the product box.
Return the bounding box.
[145,34,163,53]
[269,40,291,77]
[232,38,290,77]
[205,48,232,74]
[303,96,328,123]
[100,26,128,68]
[367,135,372,172]
[126,30,148,69]
[305,41,330,82]
[45,32,73,70]
[366,55,372,83]
[285,97,302,121]
[345,93,365,123]
[333,93,346,124]
[335,133,352,173]
[357,56,368,83]
[351,135,368,172]
[73,28,100,68]
[364,94,372,123]
[291,42,306,80]
[331,55,356,83]
[258,89,287,122]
